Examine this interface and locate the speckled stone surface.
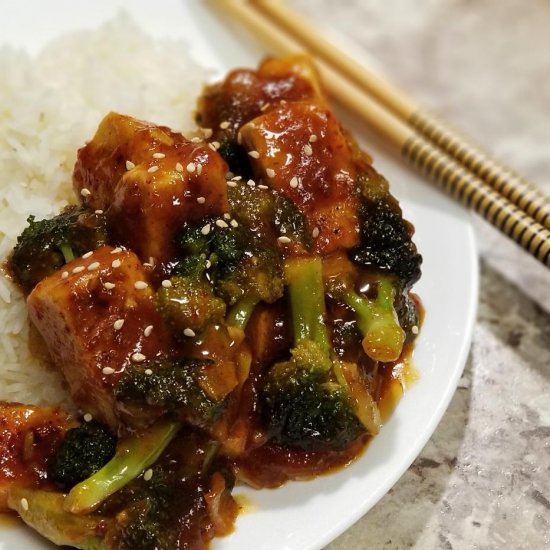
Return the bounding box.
[289,1,550,548]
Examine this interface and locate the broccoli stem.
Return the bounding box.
[59,242,75,263]
[284,256,330,358]
[225,295,259,330]
[65,419,180,515]
[343,278,405,362]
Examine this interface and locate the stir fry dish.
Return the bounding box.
[1,55,422,549]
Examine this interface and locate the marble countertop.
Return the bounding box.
[289,1,550,548]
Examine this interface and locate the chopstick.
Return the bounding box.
[252,0,550,233]
[215,0,550,269]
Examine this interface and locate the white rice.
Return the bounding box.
[0,15,210,407]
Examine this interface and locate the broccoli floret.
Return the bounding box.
[8,205,108,292]
[51,421,116,492]
[352,168,422,289]
[115,358,225,428]
[262,256,371,451]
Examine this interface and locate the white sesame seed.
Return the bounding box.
[148,166,159,174]
[131,352,146,362]
[184,328,196,337]
[186,162,196,173]
[87,262,100,271]
[232,176,243,181]
[175,162,184,173]
[153,152,166,159]
[161,279,172,288]
[260,102,271,111]
[278,236,292,244]
[20,498,29,511]
[80,188,91,197]
[312,227,320,239]
[227,181,237,187]
[212,141,221,150]
[216,219,228,228]
[104,282,115,290]
[110,247,122,254]
[61,271,69,279]
[197,197,206,204]
[113,319,124,331]
[224,213,231,220]
[72,266,85,274]
[266,168,276,178]
[258,184,269,190]
[237,132,243,145]
[248,150,260,159]
[412,325,419,335]
[95,209,104,215]
[112,259,121,268]
[247,179,256,187]
[289,176,299,189]
[201,224,211,235]
[148,257,155,267]
[145,369,153,375]
[83,413,93,423]
[82,251,93,259]
[196,164,203,175]
[208,143,217,152]
[230,219,239,228]
[126,160,135,170]
[303,144,313,156]
[102,367,115,375]
[205,260,212,269]
[191,137,202,143]
[309,134,318,143]
[134,281,148,290]
[201,128,213,139]
[219,120,230,130]
[143,468,153,481]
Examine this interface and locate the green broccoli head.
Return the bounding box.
[262,343,363,451]
[8,205,108,292]
[115,358,225,428]
[51,421,116,492]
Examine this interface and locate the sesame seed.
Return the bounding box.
[191,137,202,143]
[196,164,203,175]
[237,132,243,144]
[201,128,213,139]
[278,236,291,244]
[148,166,159,174]
[197,197,206,204]
[110,247,122,254]
[303,144,313,156]
[266,168,275,178]
[184,328,196,337]
[161,279,172,288]
[145,369,153,375]
[216,219,228,228]
[309,134,318,143]
[208,143,217,152]
[258,184,269,190]
[412,325,419,335]
[104,282,115,290]
[232,176,243,181]
[61,271,69,279]
[224,213,231,220]
[126,160,136,170]
[260,102,271,111]
[227,181,237,187]
[72,266,85,274]
[153,152,166,159]
[80,188,91,197]
[148,257,155,267]
[225,171,234,180]
[143,468,153,481]
[87,262,100,271]
[20,498,29,511]
[176,162,184,173]
[201,224,211,235]
[312,227,320,238]
[186,162,196,173]
[132,352,146,362]
[95,209,104,215]
[248,150,260,159]
[83,413,93,422]
[247,179,256,187]
[113,319,124,331]
[289,176,299,189]
[205,260,212,269]
[134,281,148,290]
[230,219,239,228]
[80,250,91,260]
[212,141,221,150]
[112,259,121,268]
[220,120,231,130]
[102,367,115,375]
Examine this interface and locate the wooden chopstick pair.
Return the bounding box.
[216,0,550,269]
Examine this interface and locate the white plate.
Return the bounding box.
[0,1,478,549]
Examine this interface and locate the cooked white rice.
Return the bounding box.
[0,15,210,407]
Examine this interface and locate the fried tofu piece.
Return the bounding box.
[240,102,361,254]
[0,402,74,511]
[27,246,172,430]
[73,112,229,267]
